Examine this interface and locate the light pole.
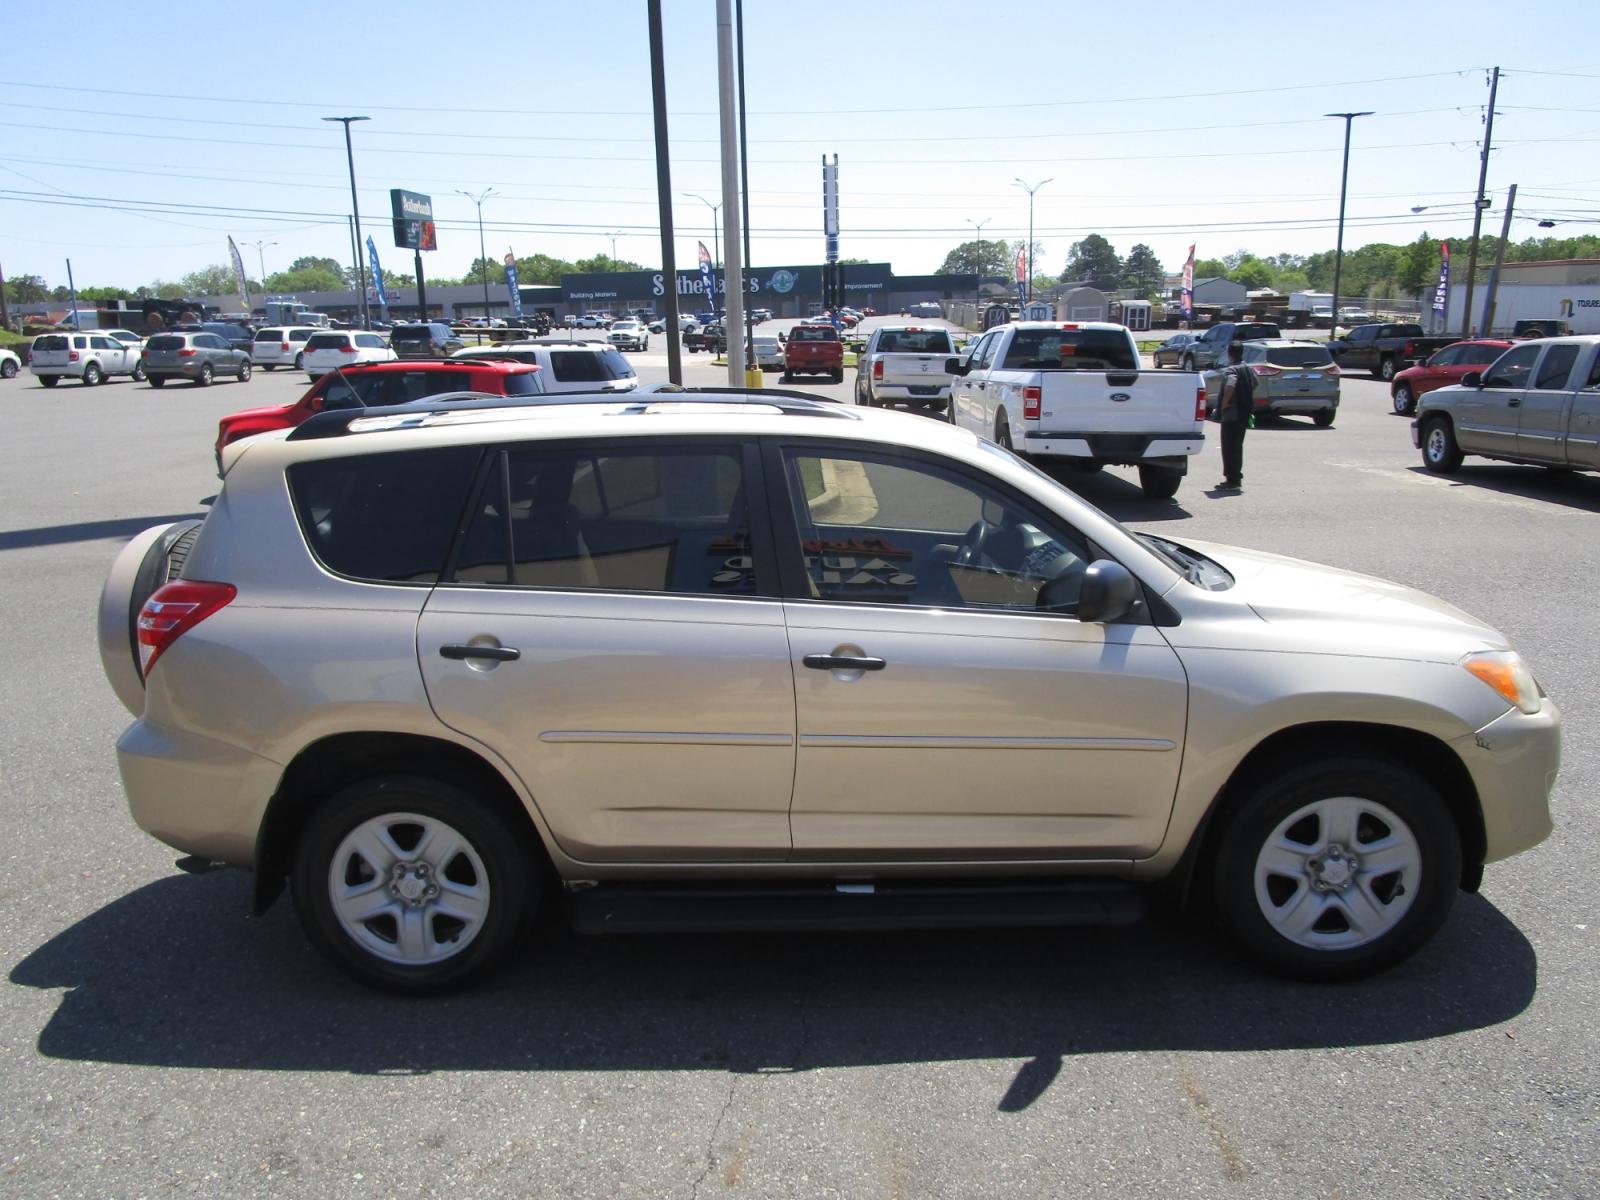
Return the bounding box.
[968,217,990,308]
[252,240,277,286]
[322,116,371,329]
[457,188,497,320]
[684,192,721,268]
[1325,111,1373,335]
[1012,178,1052,303]
[605,231,624,263]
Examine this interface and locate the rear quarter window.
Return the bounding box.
[287,446,483,584]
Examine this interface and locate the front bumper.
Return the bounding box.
[1453,698,1561,864]
[117,719,282,867]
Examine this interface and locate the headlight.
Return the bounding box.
[1461,650,1542,715]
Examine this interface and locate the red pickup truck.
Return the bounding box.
[782,323,844,383]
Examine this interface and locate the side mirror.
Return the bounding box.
[1461,372,1483,389]
[1075,560,1139,624]
[945,357,967,375]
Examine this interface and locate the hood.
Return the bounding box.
[1181,539,1510,662]
[219,401,295,428]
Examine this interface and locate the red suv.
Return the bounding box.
[783,323,845,383]
[215,359,545,465]
[1389,339,1513,415]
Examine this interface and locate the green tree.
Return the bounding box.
[1120,244,1165,299]
[1064,234,1121,289]
[264,267,346,293]
[515,253,575,284]
[1394,233,1441,295]
[179,264,246,296]
[1192,257,1228,279]
[286,256,353,286]
[1229,256,1274,290]
[572,254,646,274]
[466,257,507,286]
[936,239,1013,278]
[7,273,50,302]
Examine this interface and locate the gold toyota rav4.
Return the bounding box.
[98,393,1559,994]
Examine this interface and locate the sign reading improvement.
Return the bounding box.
[391,189,437,252]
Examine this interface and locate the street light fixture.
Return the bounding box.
[322,116,371,329]
[457,188,498,321]
[252,240,277,285]
[605,231,625,263]
[1325,111,1373,334]
[1012,178,1052,303]
[683,192,722,269]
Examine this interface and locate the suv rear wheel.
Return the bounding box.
[1212,753,1459,979]
[290,775,537,994]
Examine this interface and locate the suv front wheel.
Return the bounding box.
[290,775,538,994]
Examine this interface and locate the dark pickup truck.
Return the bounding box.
[683,322,727,354]
[1326,323,1456,382]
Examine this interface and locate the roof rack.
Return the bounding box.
[286,388,859,442]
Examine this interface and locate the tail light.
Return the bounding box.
[1023,385,1041,420]
[873,359,884,381]
[136,581,236,677]
[68,351,80,362]
[342,346,358,355]
[177,348,197,358]
[1250,364,1283,377]
[280,341,291,351]
[1195,386,1207,421]
[1402,340,1415,356]
[1325,363,1341,377]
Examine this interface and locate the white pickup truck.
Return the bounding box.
[949,321,1206,498]
[854,325,958,414]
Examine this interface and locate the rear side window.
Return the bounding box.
[875,330,953,353]
[146,335,186,351]
[1001,329,1136,371]
[1264,346,1334,367]
[451,445,754,595]
[255,328,283,342]
[502,372,544,396]
[355,334,386,349]
[307,333,351,351]
[288,446,482,584]
[549,350,631,382]
[1534,345,1580,390]
[289,329,316,343]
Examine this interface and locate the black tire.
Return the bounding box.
[1181,355,1196,372]
[830,369,845,384]
[1376,356,1397,382]
[1070,459,1105,474]
[1312,410,1335,428]
[262,363,276,372]
[1421,416,1463,474]
[39,375,59,389]
[1392,383,1414,415]
[0,359,16,379]
[148,376,166,388]
[995,416,1013,452]
[293,352,305,370]
[237,360,252,382]
[196,363,213,387]
[1138,464,1183,499]
[1211,753,1461,980]
[290,774,538,995]
[131,359,146,383]
[780,372,792,383]
[82,362,103,386]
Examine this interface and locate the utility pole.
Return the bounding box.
[735,0,756,375]
[252,240,276,284]
[1012,178,1052,303]
[715,0,746,383]
[1326,111,1373,338]
[968,217,990,308]
[1461,66,1500,337]
[65,258,80,329]
[647,0,683,384]
[458,188,497,320]
[0,261,10,331]
[1481,183,1518,336]
[322,116,371,329]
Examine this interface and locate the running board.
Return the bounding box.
[567,878,1143,935]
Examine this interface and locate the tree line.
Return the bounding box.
[935,232,1600,301]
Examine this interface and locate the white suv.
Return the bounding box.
[451,341,637,394]
[301,330,396,379]
[98,391,1556,994]
[251,326,322,371]
[29,331,145,386]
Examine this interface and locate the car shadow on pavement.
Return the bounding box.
[0,513,205,552]
[12,871,1536,1112]
[1047,471,1194,523]
[1405,464,1600,514]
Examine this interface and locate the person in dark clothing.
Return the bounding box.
[1214,342,1254,491]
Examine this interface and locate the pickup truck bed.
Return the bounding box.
[1327,323,1456,382]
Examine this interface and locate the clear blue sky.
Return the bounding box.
[3,1,1597,292]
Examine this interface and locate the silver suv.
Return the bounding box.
[98,394,1558,993]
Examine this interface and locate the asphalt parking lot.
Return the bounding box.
[2,338,1597,1198]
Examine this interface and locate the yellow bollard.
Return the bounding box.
[744,367,765,389]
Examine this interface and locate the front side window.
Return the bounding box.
[288,446,482,583]
[1481,344,1541,389]
[1533,345,1579,390]
[780,448,1092,615]
[452,444,756,596]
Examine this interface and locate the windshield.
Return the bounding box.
[1001,329,1136,371]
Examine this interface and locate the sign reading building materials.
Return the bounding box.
[391,189,437,252]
